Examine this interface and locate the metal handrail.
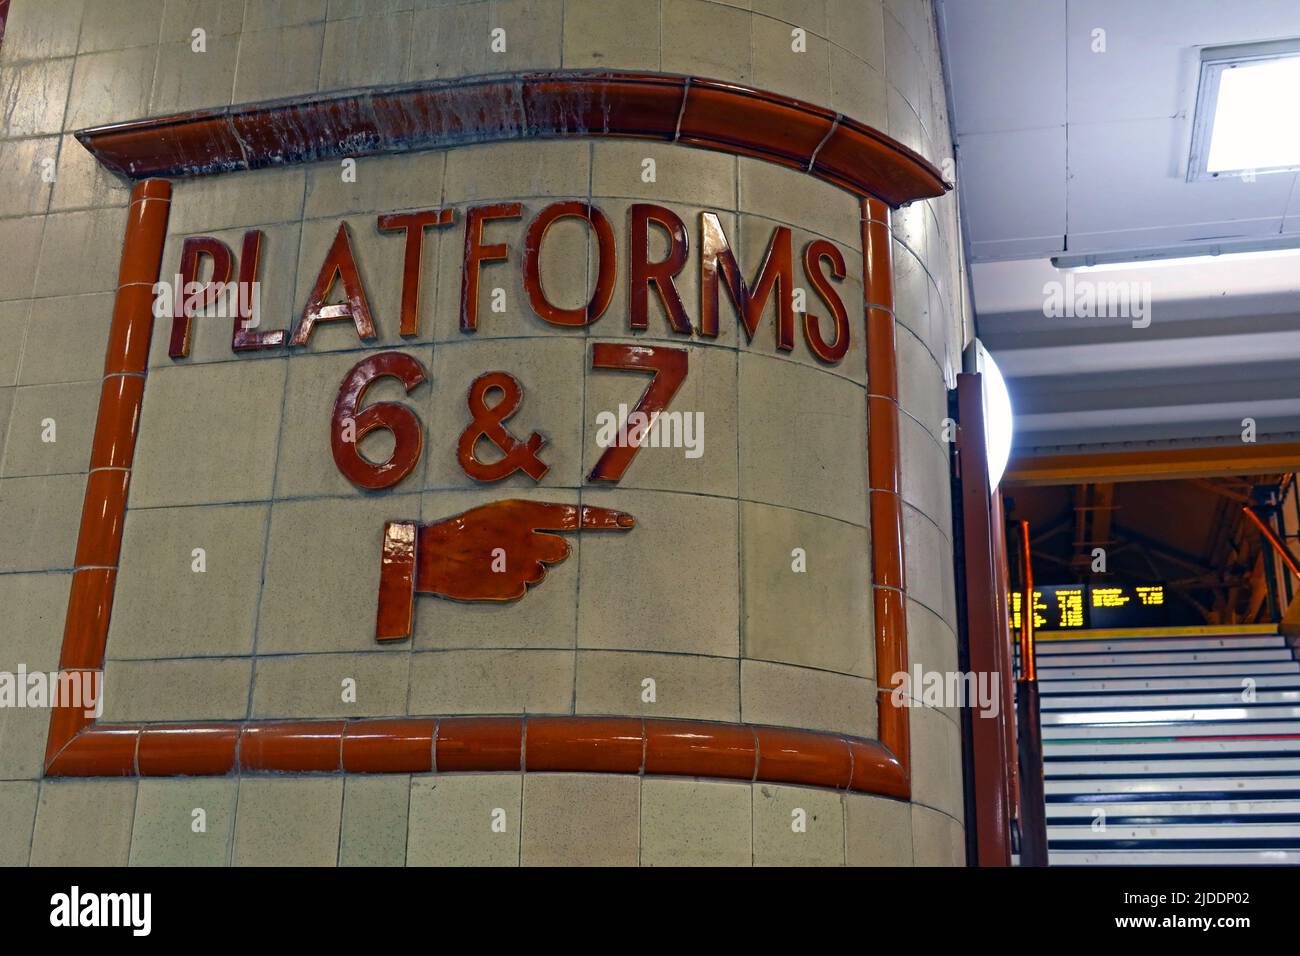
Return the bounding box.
[1019,519,1037,682]
[1244,505,1300,580]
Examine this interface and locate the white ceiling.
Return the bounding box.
[935,0,1300,455]
[939,0,1300,262]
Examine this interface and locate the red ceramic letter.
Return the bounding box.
[292,222,377,347]
[332,352,428,490]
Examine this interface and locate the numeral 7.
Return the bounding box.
[587,343,689,482]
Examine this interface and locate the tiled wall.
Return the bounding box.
[0,0,969,866]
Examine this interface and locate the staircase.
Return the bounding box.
[1033,625,1300,864]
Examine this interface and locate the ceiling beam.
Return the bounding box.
[1006,443,1300,486]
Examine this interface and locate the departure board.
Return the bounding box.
[1009,583,1168,630]
[1089,582,1168,628]
[1010,584,1088,631]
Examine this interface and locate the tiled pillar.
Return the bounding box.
[0,0,968,866]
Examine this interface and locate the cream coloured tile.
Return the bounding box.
[0,58,74,137]
[828,0,885,71]
[575,650,740,722]
[303,150,445,220]
[521,773,638,866]
[640,778,751,866]
[844,791,912,865]
[483,0,563,73]
[737,353,868,525]
[243,0,327,31]
[0,300,30,383]
[408,1,493,80]
[911,802,964,866]
[251,651,410,718]
[902,500,956,628]
[0,0,85,63]
[899,407,951,531]
[0,218,44,302]
[64,47,157,129]
[160,0,248,41]
[319,11,411,88]
[911,705,963,819]
[0,137,57,216]
[408,648,572,715]
[562,0,659,70]
[30,780,137,866]
[576,488,739,657]
[108,503,269,659]
[740,658,875,737]
[751,10,830,106]
[0,381,97,477]
[17,293,112,385]
[130,359,287,507]
[168,167,306,235]
[407,774,521,866]
[741,501,871,677]
[34,207,130,298]
[0,706,50,779]
[129,778,237,866]
[149,36,238,116]
[340,775,409,866]
[256,491,421,653]
[100,657,253,722]
[752,782,843,866]
[0,782,38,866]
[830,46,887,129]
[0,572,71,671]
[232,24,324,103]
[738,159,863,252]
[661,0,751,82]
[79,0,165,53]
[0,473,84,572]
[232,777,343,867]
[50,133,133,210]
[443,140,590,204]
[592,143,736,211]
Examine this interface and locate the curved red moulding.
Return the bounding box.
[74,71,949,208]
[47,715,909,796]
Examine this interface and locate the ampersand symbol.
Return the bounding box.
[457,371,548,482]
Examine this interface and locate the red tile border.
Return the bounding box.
[47,716,910,795]
[48,75,923,801]
[74,71,949,208]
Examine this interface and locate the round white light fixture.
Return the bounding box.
[974,339,1013,492]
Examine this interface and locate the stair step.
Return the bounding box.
[1045,738,1300,757]
[1037,649,1293,666]
[1045,756,1300,777]
[1038,662,1299,679]
[1046,798,1300,819]
[1043,705,1300,726]
[1043,690,1300,709]
[1046,774,1300,797]
[1040,674,1300,693]
[1033,636,1285,654]
[1045,720,1300,739]
[1050,848,1300,864]
[1047,823,1300,844]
